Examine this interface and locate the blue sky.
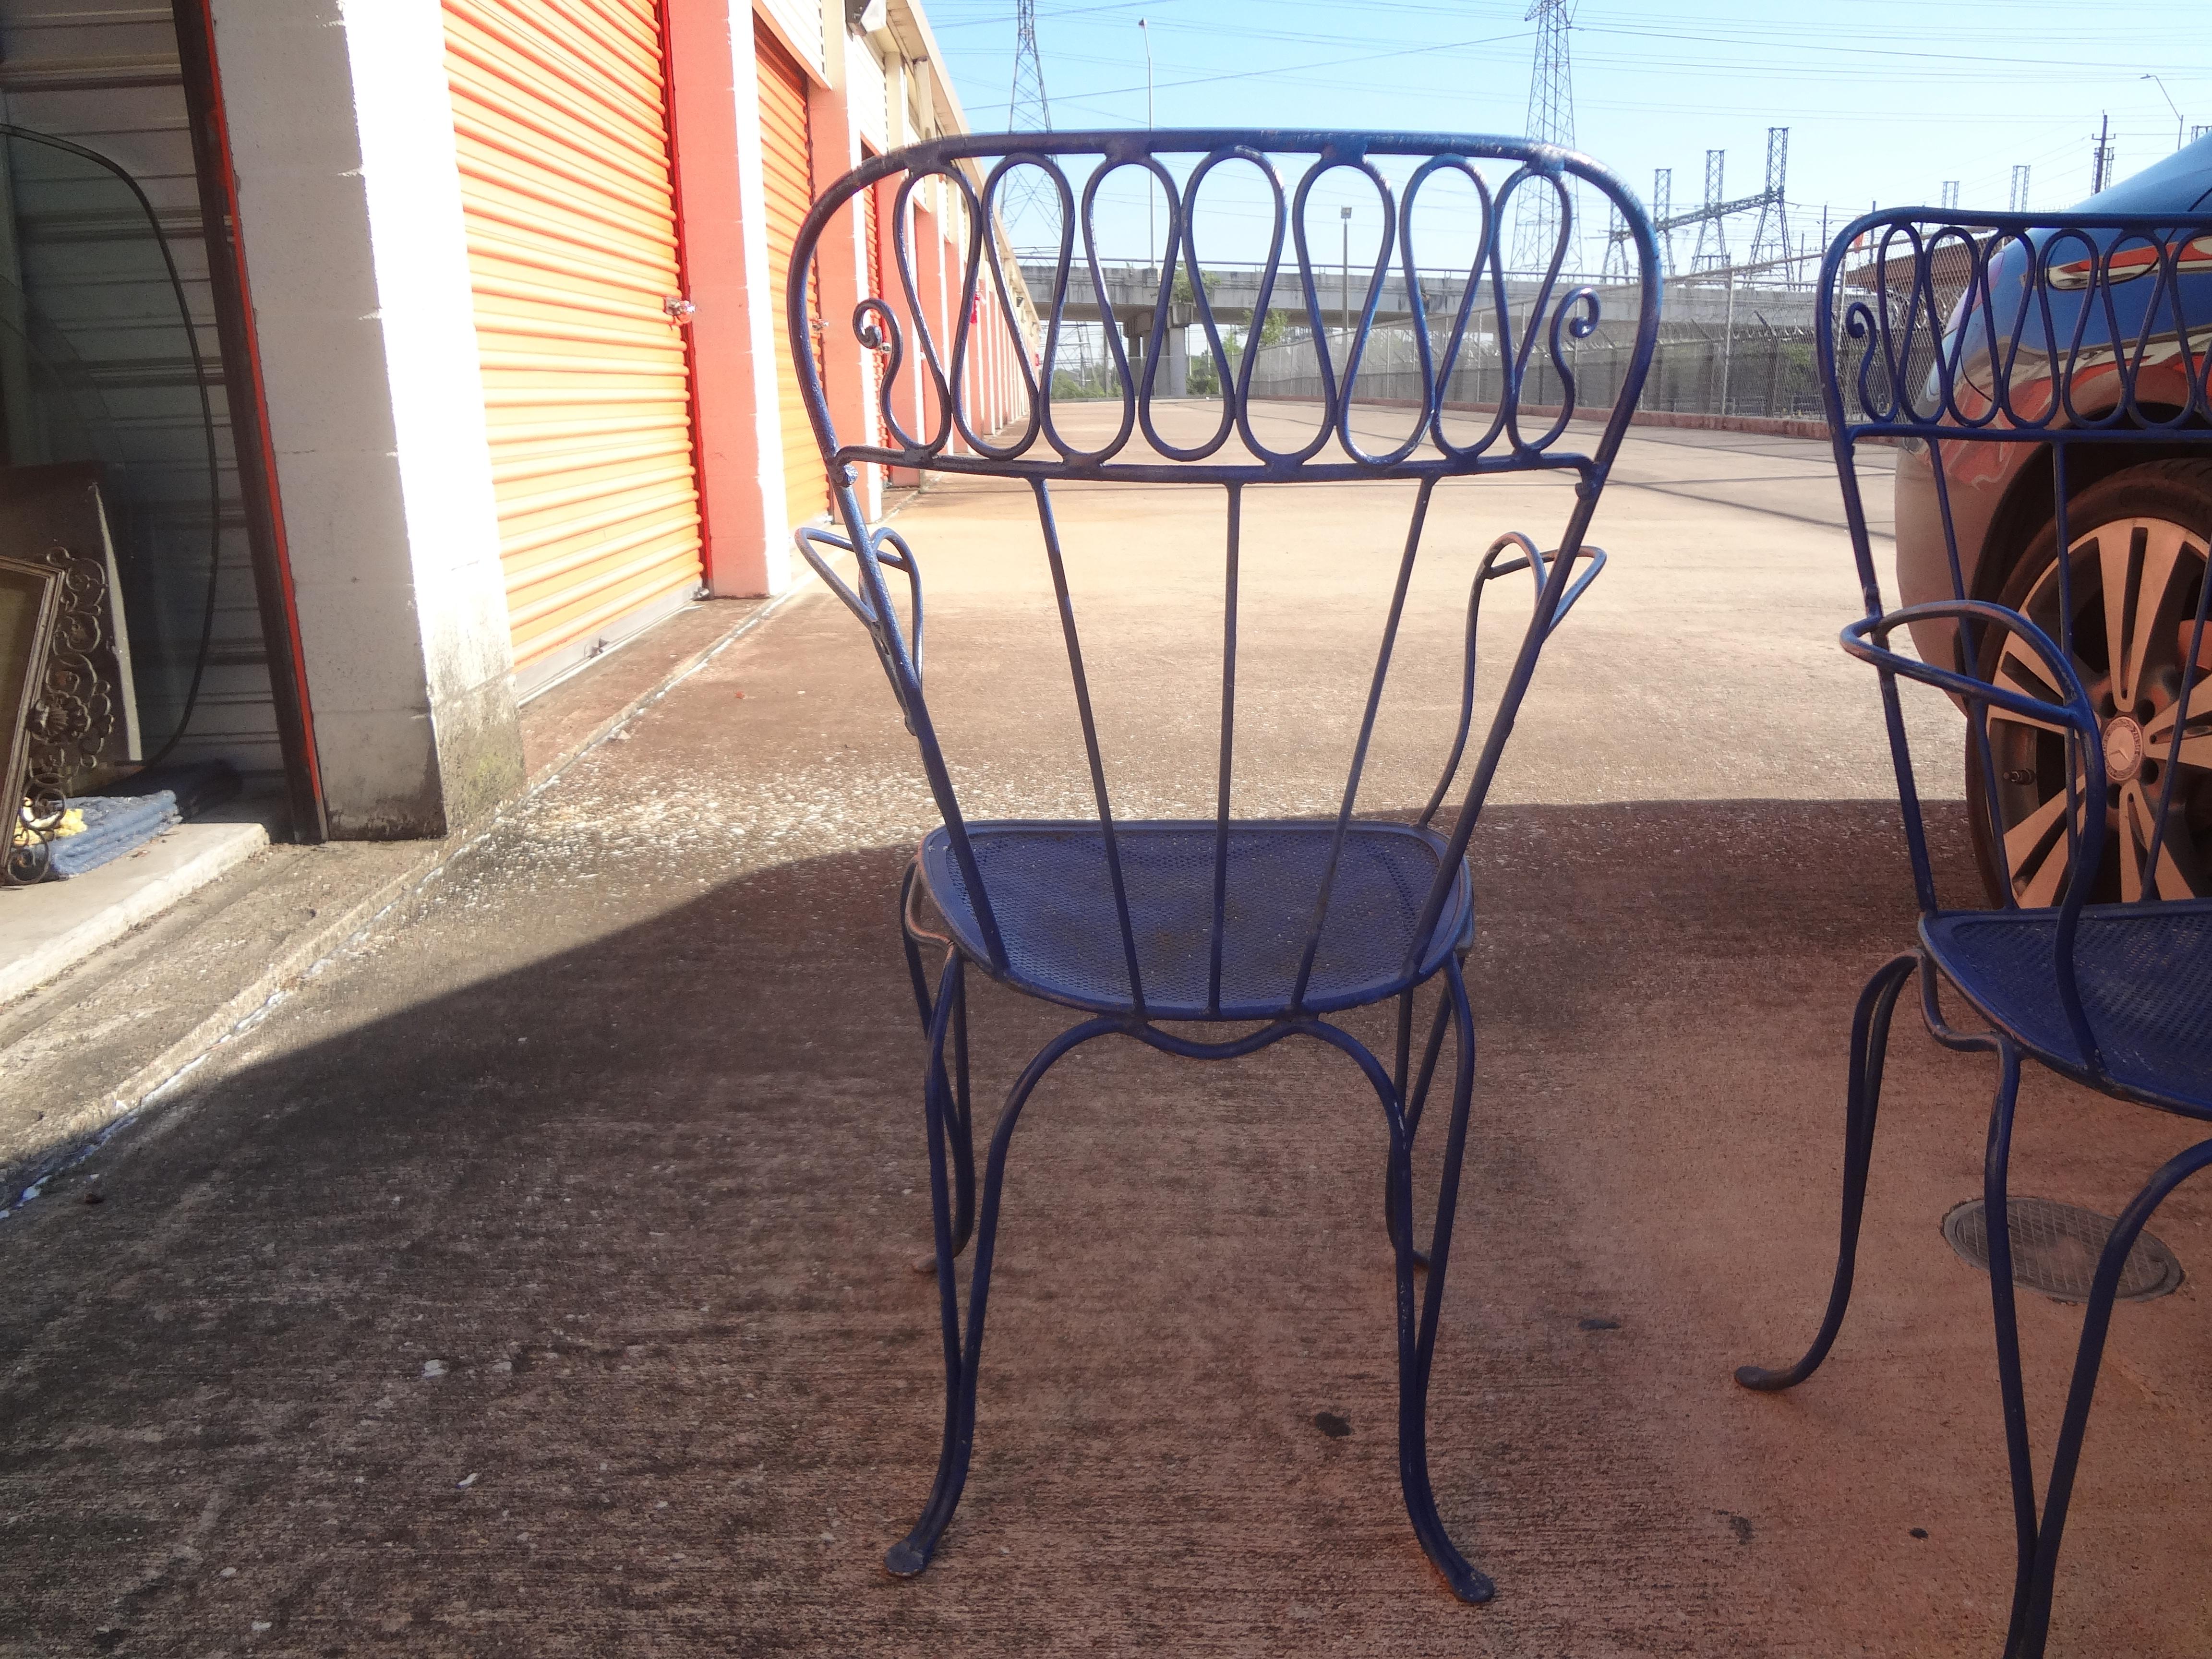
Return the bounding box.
[924,0,2209,259]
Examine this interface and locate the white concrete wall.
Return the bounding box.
[207,0,522,837]
[758,0,824,79]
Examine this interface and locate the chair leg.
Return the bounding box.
[1973,1046,2040,1657]
[1383,988,1452,1267]
[885,1008,1121,1579]
[900,866,975,1264]
[1735,951,1919,1391]
[1390,955,1493,1603]
[2006,1131,2212,1659]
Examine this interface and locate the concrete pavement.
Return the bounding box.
[0,412,2204,1656]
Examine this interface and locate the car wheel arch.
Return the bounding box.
[1971,410,2212,608]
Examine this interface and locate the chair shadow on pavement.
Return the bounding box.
[0,798,2205,1658]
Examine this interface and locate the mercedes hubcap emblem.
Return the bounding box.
[2104,715,2144,783]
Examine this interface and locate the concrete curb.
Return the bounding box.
[0,584,817,1206]
[0,822,271,1007]
[521,581,814,794]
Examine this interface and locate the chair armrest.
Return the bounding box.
[1842,599,2100,757]
[1414,535,1607,829]
[1846,598,2109,1067]
[1544,542,1606,636]
[794,521,928,726]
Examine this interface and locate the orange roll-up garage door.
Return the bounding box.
[757,18,827,522]
[445,0,704,676]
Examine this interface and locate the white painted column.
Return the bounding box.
[207,0,522,838]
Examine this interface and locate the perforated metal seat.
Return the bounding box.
[1922,902,2212,1110]
[919,819,1473,1020]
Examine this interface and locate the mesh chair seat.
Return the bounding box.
[1922,900,2212,1112]
[918,819,1473,1020]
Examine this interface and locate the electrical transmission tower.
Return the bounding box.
[1600,204,1628,282]
[2009,165,2031,212]
[1940,180,1960,210]
[1000,0,1053,239]
[1511,0,1576,272]
[1691,150,1728,271]
[1603,164,1666,283]
[1619,128,1792,284]
[1747,126,1789,268]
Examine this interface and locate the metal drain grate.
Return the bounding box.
[1942,1198,2184,1303]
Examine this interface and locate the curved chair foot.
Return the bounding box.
[883,1538,931,1578]
[1734,951,1917,1392]
[1432,1553,1496,1605]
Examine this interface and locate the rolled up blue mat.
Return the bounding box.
[44,792,182,878]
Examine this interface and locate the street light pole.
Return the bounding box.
[1340,204,1352,347]
[2144,73,2185,153]
[1139,19,1155,269]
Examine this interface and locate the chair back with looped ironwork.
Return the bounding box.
[789,131,1661,1022]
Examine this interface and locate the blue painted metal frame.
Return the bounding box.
[789,130,1660,1602]
[1738,208,2212,1658]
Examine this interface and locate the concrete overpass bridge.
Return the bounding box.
[1016,259,1480,392]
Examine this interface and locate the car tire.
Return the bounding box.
[1967,458,2212,907]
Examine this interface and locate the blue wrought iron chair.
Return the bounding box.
[1736,207,2212,1656]
[789,131,1660,1601]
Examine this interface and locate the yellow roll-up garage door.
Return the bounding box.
[757,17,828,522]
[445,0,704,677]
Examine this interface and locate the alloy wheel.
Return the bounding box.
[1984,514,2212,905]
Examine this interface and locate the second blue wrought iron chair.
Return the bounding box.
[1738,206,2212,1656]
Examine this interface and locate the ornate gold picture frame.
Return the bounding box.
[0,552,63,884]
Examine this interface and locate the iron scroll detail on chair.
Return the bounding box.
[787,131,1661,1602]
[1735,207,2212,1658]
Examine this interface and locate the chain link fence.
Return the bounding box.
[1238,282,1827,422]
[1031,256,1968,430]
